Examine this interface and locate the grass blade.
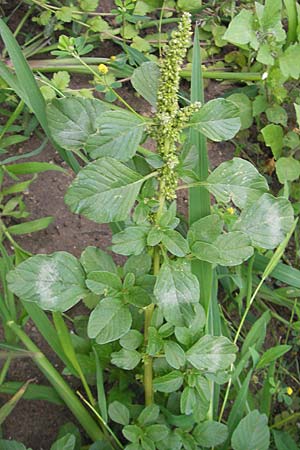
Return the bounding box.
[0,381,63,405]
[0,379,31,425]
[253,253,300,288]
[7,319,104,442]
[0,18,80,173]
[188,26,219,421]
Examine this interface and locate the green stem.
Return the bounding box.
[22,60,263,82]
[271,412,300,428]
[7,320,104,442]
[181,69,262,82]
[144,243,160,406]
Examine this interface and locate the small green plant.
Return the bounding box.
[4,13,299,450]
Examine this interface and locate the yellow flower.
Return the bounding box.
[227,207,235,215]
[98,64,108,75]
[110,55,116,61]
[287,387,293,396]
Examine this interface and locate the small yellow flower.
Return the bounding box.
[287,387,293,396]
[98,64,108,75]
[110,55,116,61]
[227,207,235,215]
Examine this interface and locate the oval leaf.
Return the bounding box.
[233,193,294,249]
[7,252,87,311]
[154,260,200,327]
[186,335,237,372]
[231,410,270,450]
[88,297,132,344]
[86,110,146,161]
[47,97,109,150]
[131,61,160,107]
[206,158,269,209]
[65,157,144,224]
[188,98,241,141]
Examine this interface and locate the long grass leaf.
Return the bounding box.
[0,381,63,405]
[253,253,300,288]
[189,25,218,421]
[0,379,31,425]
[0,19,80,173]
[7,320,104,442]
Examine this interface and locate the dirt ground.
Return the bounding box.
[0,2,235,448]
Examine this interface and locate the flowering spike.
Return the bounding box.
[151,13,201,200]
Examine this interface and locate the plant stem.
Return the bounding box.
[7,320,104,442]
[144,244,160,406]
[22,60,263,82]
[271,412,300,428]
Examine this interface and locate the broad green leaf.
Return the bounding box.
[266,105,287,127]
[276,157,300,184]
[279,44,300,79]
[154,260,200,326]
[112,226,149,256]
[273,430,299,450]
[7,252,87,311]
[227,93,253,130]
[191,231,253,267]
[180,386,196,415]
[205,158,268,208]
[223,10,257,47]
[131,61,160,107]
[80,246,117,275]
[188,214,224,246]
[65,157,144,223]
[138,404,159,426]
[47,97,109,150]
[231,410,270,450]
[189,99,241,141]
[147,227,163,247]
[86,271,122,295]
[193,421,228,447]
[120,330,143,350]
[256,345,291,369]
[186,335,237,372]
[111,348,141,370]
[124,253,152,278]
[7,216,54,235]
[50,434,76,450]
[86,110,146,161]
[233,193,294,249]
[153,371,184,393]
[261,124,283,159]
[161,229,189,257]
[123,285,152,308]
[87,297,132,344]
[108,401,130,425]
[164,341,186,369]
[123,424,143,443]
[146,425,169,442]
